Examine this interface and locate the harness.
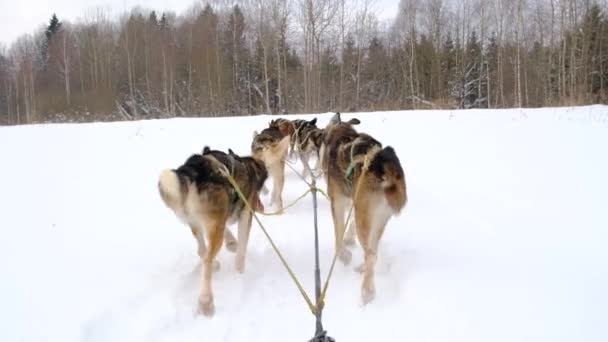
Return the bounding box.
[225,156,241,205]
[344,141,381,190]
[205,153,241,205]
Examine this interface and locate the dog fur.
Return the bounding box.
[320,112,407,305]
[158,146,268,316]
[267,117,326,180]
[291,118,326,179]
[251,122,292,211]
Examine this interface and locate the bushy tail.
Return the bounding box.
[371,146,407,213]
[158,169,183,210]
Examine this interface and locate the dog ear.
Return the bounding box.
[228,148,235,155]
[347,118,361,125]
[202,146,211,154]
[309,117,317,126]
[329,112,341,125]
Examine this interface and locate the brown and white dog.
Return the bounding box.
[264,117,325,181]
[320,112,407,304]
[290,118,325,180]
[157,146,268,316]
[251,120,292,211]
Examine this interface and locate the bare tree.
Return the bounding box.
[297,0,339,111]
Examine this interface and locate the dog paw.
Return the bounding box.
[361,286,375,305]
[225,239,238,253]
[212,260,220,272]
[198,295,215,317]
[344,235,356,246]
[235,257,246,274]
[270,202,283,214]
[339,248,352,265]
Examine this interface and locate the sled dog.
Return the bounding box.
[320,112,407,304]
[251,121,292,211]
[158,146,268,316]
[265,117,326,180]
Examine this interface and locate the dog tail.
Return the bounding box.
[370,146,407,214]
[158,169,183,210]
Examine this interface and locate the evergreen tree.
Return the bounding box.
[148,11,158,28]
[341,35,357,105]
[581,4,604,95]
[41,14,62,69]
[441,33,456,101]
[486,31,499,107]
[417,34,435,100]
[159,12,168,30]
[464,30,484,108]
[45,14,62,42]
[363,36,390,105]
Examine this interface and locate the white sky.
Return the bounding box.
[0,0,399,47]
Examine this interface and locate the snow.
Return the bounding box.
[1,106,607,342]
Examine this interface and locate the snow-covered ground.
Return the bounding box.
[1,106,607,342]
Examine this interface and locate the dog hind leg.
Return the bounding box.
[224,228,238,253]
[190,224,219,271]
[356,196,391,305]
[329,188,352,265]
[235,209,253,273]
[198,217,225,317]
[344,220,356,246]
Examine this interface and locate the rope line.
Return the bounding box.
[256,185,329,216]
[214,144,370,317]
[217,163,318,316]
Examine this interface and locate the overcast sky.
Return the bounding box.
[0,0,399,47]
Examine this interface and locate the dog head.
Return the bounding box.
[251,135,290,166]
[269,118,296,138]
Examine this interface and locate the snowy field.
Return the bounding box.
[1,106,607,342]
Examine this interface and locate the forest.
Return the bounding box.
[0,0,607,124]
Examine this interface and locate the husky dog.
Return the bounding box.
[290,118,326,179]
[267,117,325,180]
[251,121,292,211]
[157,146,268,316]
[320,112,407,305]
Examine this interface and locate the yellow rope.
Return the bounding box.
[214,148,353,315]
[217,164,318,316]
[257,186,328,216]
[282,158,330,202]
[283,159,327,198]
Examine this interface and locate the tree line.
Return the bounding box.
[0,0,607,125]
